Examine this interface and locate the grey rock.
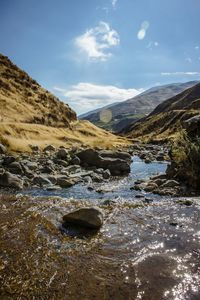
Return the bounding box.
[44,145,56,152]
[71,156,81,165]
[30,145,40,152]
[63,207,104,229]
[99,150,132,162]
[33,175,52,186]
[56,148,69,159]
[25,161,38,170]
[56,176,75,188]
[3,156,16,166]
[0,143,7,154]
[77,149,131,176]
[0,171,23,189]
[102,169,111,179]
[7,162,23,175]
[53,158,69,167]
[161,180,179,188]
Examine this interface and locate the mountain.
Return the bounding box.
[0,53,128,151]
[79,81,198,132]
[123,82,200,142]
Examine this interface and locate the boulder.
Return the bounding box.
[7,162,23,175]
[0,171,23,189]
[30,145,40,152]
[71,156,81,165]
[77,149,131,176]
[161,180,179,188]
[2,155,16,166]
[63,207,104,229]
[56,175,75,188]
[0,143,7,154]
[99,150,132,162]
[33,175,52,186]
[43,145,56,152]
[56,148,69,160]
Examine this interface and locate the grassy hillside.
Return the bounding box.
[79,81,198,132]
[0,54,129,151]
[0,54,76,127]
[124,82,200,142]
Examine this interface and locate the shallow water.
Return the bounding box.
[1,157,200,300]
[24,156,168,200]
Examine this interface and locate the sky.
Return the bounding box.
[1,0,200,115]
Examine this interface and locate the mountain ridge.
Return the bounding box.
[79,81,198,132]
[123,82,200,142]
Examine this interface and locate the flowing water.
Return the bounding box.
[0,157,200,300]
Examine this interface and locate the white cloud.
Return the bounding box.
[161,72,200,76]
[137,21,150,40]
[75,22,120,61]
[111,0,117,9]
[53,83,143,115]
[195,46,199,50]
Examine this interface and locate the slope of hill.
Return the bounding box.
[0,54,128,151]
[123,82,200,142]
[79,81,198,132]
[0,54,77,127]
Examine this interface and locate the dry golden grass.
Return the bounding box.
[0,54,76,127]
[0,120,130,152]
[0,54,130,152]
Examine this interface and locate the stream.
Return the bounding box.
[0,156,200,300]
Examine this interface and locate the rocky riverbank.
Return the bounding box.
[0,141,195,197]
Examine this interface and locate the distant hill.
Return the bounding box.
[0,53,128,151]
[79,81,198,132]
[123,82,200,142]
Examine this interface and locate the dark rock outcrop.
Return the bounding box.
[77,149,131,175]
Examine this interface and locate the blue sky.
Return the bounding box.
[1,0,200,114]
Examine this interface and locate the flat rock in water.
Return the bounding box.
[63,207,104,229]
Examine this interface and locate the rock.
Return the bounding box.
[176,199,193,206]
[43,145,56,152]
[53,158,69,167]
[71,156,81,165]
[99,150,132,162]
[2,155,16,166]
[0,143,7,154]
[7,162,23,175]
[161,180,179,188]
[102,199,116,205]
[56,176,75,188]
[0,171,23,189]
[102,169,111,179]
[46,185,61,191]
[40,165,54,174]
[144,182,158,192]
[25,161,38,170]
[56,148,69,159]
[77,149,131,176]
[30,145,40,152]
[91,172,104,182]
[46,175,57,185]
[63,207,104,229]
[65,165,81,173]
[33,175,52,186]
